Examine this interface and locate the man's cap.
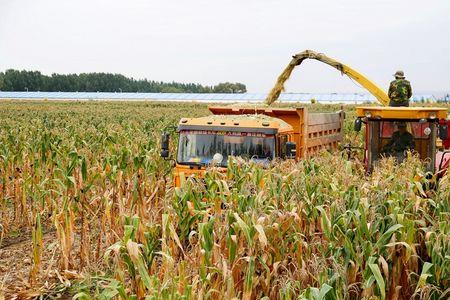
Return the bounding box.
[394,70,405,78]
[396,122,407,128]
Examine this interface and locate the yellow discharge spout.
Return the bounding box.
[265,50,390,106]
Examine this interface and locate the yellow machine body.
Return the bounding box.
[356,106,447,120]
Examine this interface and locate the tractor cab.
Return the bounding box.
[354,107,449,173]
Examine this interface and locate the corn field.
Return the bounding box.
[1,100,450,299]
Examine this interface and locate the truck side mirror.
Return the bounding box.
[285,142,297,159]
[439,124,448,140]
[160,132,170,158]
[354,118,362,132]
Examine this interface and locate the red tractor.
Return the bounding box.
[353,106,450,178]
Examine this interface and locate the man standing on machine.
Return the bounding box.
[388,70,412,107]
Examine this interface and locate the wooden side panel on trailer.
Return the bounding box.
[305,111,345,156]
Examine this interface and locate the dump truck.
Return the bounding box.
[265,49,450,177]
[161,106,345,187]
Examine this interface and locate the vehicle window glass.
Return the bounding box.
[411,122,431,138]
[380,121,431,139]
[177,130,275,166]
[380,122,417,160]
[380,122,395,138]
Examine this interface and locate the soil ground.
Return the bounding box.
[0,232,61,299]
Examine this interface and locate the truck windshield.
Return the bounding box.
[177,130,275,166]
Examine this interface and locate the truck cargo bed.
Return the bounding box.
[208,106,344,159]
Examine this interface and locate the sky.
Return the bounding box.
[1,0,449,94]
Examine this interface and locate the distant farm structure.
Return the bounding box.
[0,91,442,104]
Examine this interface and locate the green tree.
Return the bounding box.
[0,69,246,93]
[0,72,4,90]
[213,82,246,93]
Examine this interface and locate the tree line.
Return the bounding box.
[0,69,247,93]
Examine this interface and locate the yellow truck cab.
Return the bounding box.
[162,106,345,187]
[354,106,449,174]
